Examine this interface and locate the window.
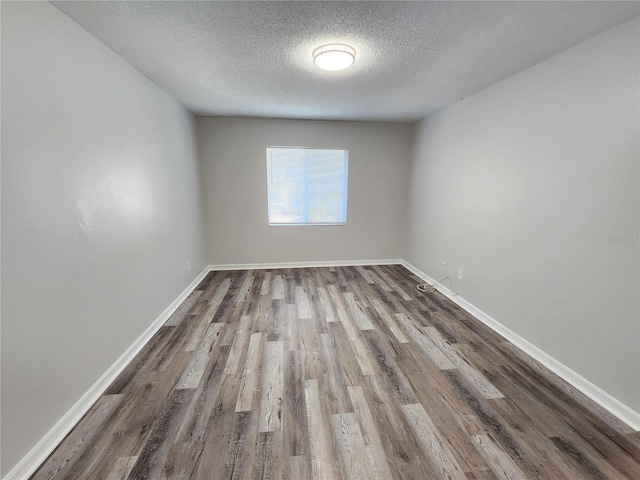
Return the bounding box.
[267,147,348,226]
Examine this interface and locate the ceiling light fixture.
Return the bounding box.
[312,44,356,71]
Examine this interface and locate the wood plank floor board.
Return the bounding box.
[32,265,640,480]
[104,456,139,480]
[395,312,456,370]
[260,271,272,296]
[200,278,233,319]
[422,310,462,345]
[174,345,232,444]
[326,284,348,317]
[327,321,367,388]
[398,354,491,474]
[454,343,511,388]
[248,431,284,480]
[288,455,312,480]
[218,302,248,347]
[485,398,594,480]
[283,303,300,352]
[302,347,326,385]
[485,377,569,438]
[464,470,501,480]
[372,266,414,302]
[283,349,311,458]
[497,360,640,468]
[368,285,438,335]
[282,270,297,304]
[153,314,212,373]
[266,299,286,342]
[219,411,255,480]
[472,434,528,480]
[398,342,488,438]
[369,299,410,344]
[104,325,176,395]
[271,274,285,300]
[332,294,377,377]
[305,378,341,480]
[354,265,375,285]
[176,322,225,389]
[360,329,419,405]
[425,326,505,400]
[259,341,285,432]
[299,317,321,355]
[358,375,436,480]
[235,271,256,304]
[303,272,329,334]
[237,406,267,480]
[496,342,638,437]
[127,388,196,480]
[160,442,203,480]
[318,333,355,414]
[191,373,241,479]
[224,315,254,374]
[552,423,640,479]
[549,435,633,480]
[346,280,375,312]
[346,385,394,480]
[363,266,393,292]
[331,412,377,480]
[78,350,195,479]
[442,370,549,479]
[316,286,338,323]
[235,332,265,412]
[164,290,204,327]
[402,402,468,480]
[30,394,124,480]
[246,285,273,326]
[199,270,231,297]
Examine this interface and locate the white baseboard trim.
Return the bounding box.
[401,260,640,432]
[7,259,639,480]
[208,258,402,271]
[3,267,211,480]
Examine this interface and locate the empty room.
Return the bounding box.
[2,1,639,479]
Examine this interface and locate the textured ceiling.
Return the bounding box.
[52,1,639,122]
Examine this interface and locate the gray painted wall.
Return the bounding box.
[1,2,207,474]
[405,18,639,411]
[196,117,413,265]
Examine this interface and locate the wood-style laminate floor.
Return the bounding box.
[32,265,640,480]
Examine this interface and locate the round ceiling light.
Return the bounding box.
[312,44,356,71]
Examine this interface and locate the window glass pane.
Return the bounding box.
[267,147,348,225]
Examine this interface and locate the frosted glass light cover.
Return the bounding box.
[313,44,356,71]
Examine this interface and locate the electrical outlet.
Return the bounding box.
[187,261,191,271]
[458,269,463,280]
[442,261,447,271]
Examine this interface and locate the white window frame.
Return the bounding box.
[266,146,349,226]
